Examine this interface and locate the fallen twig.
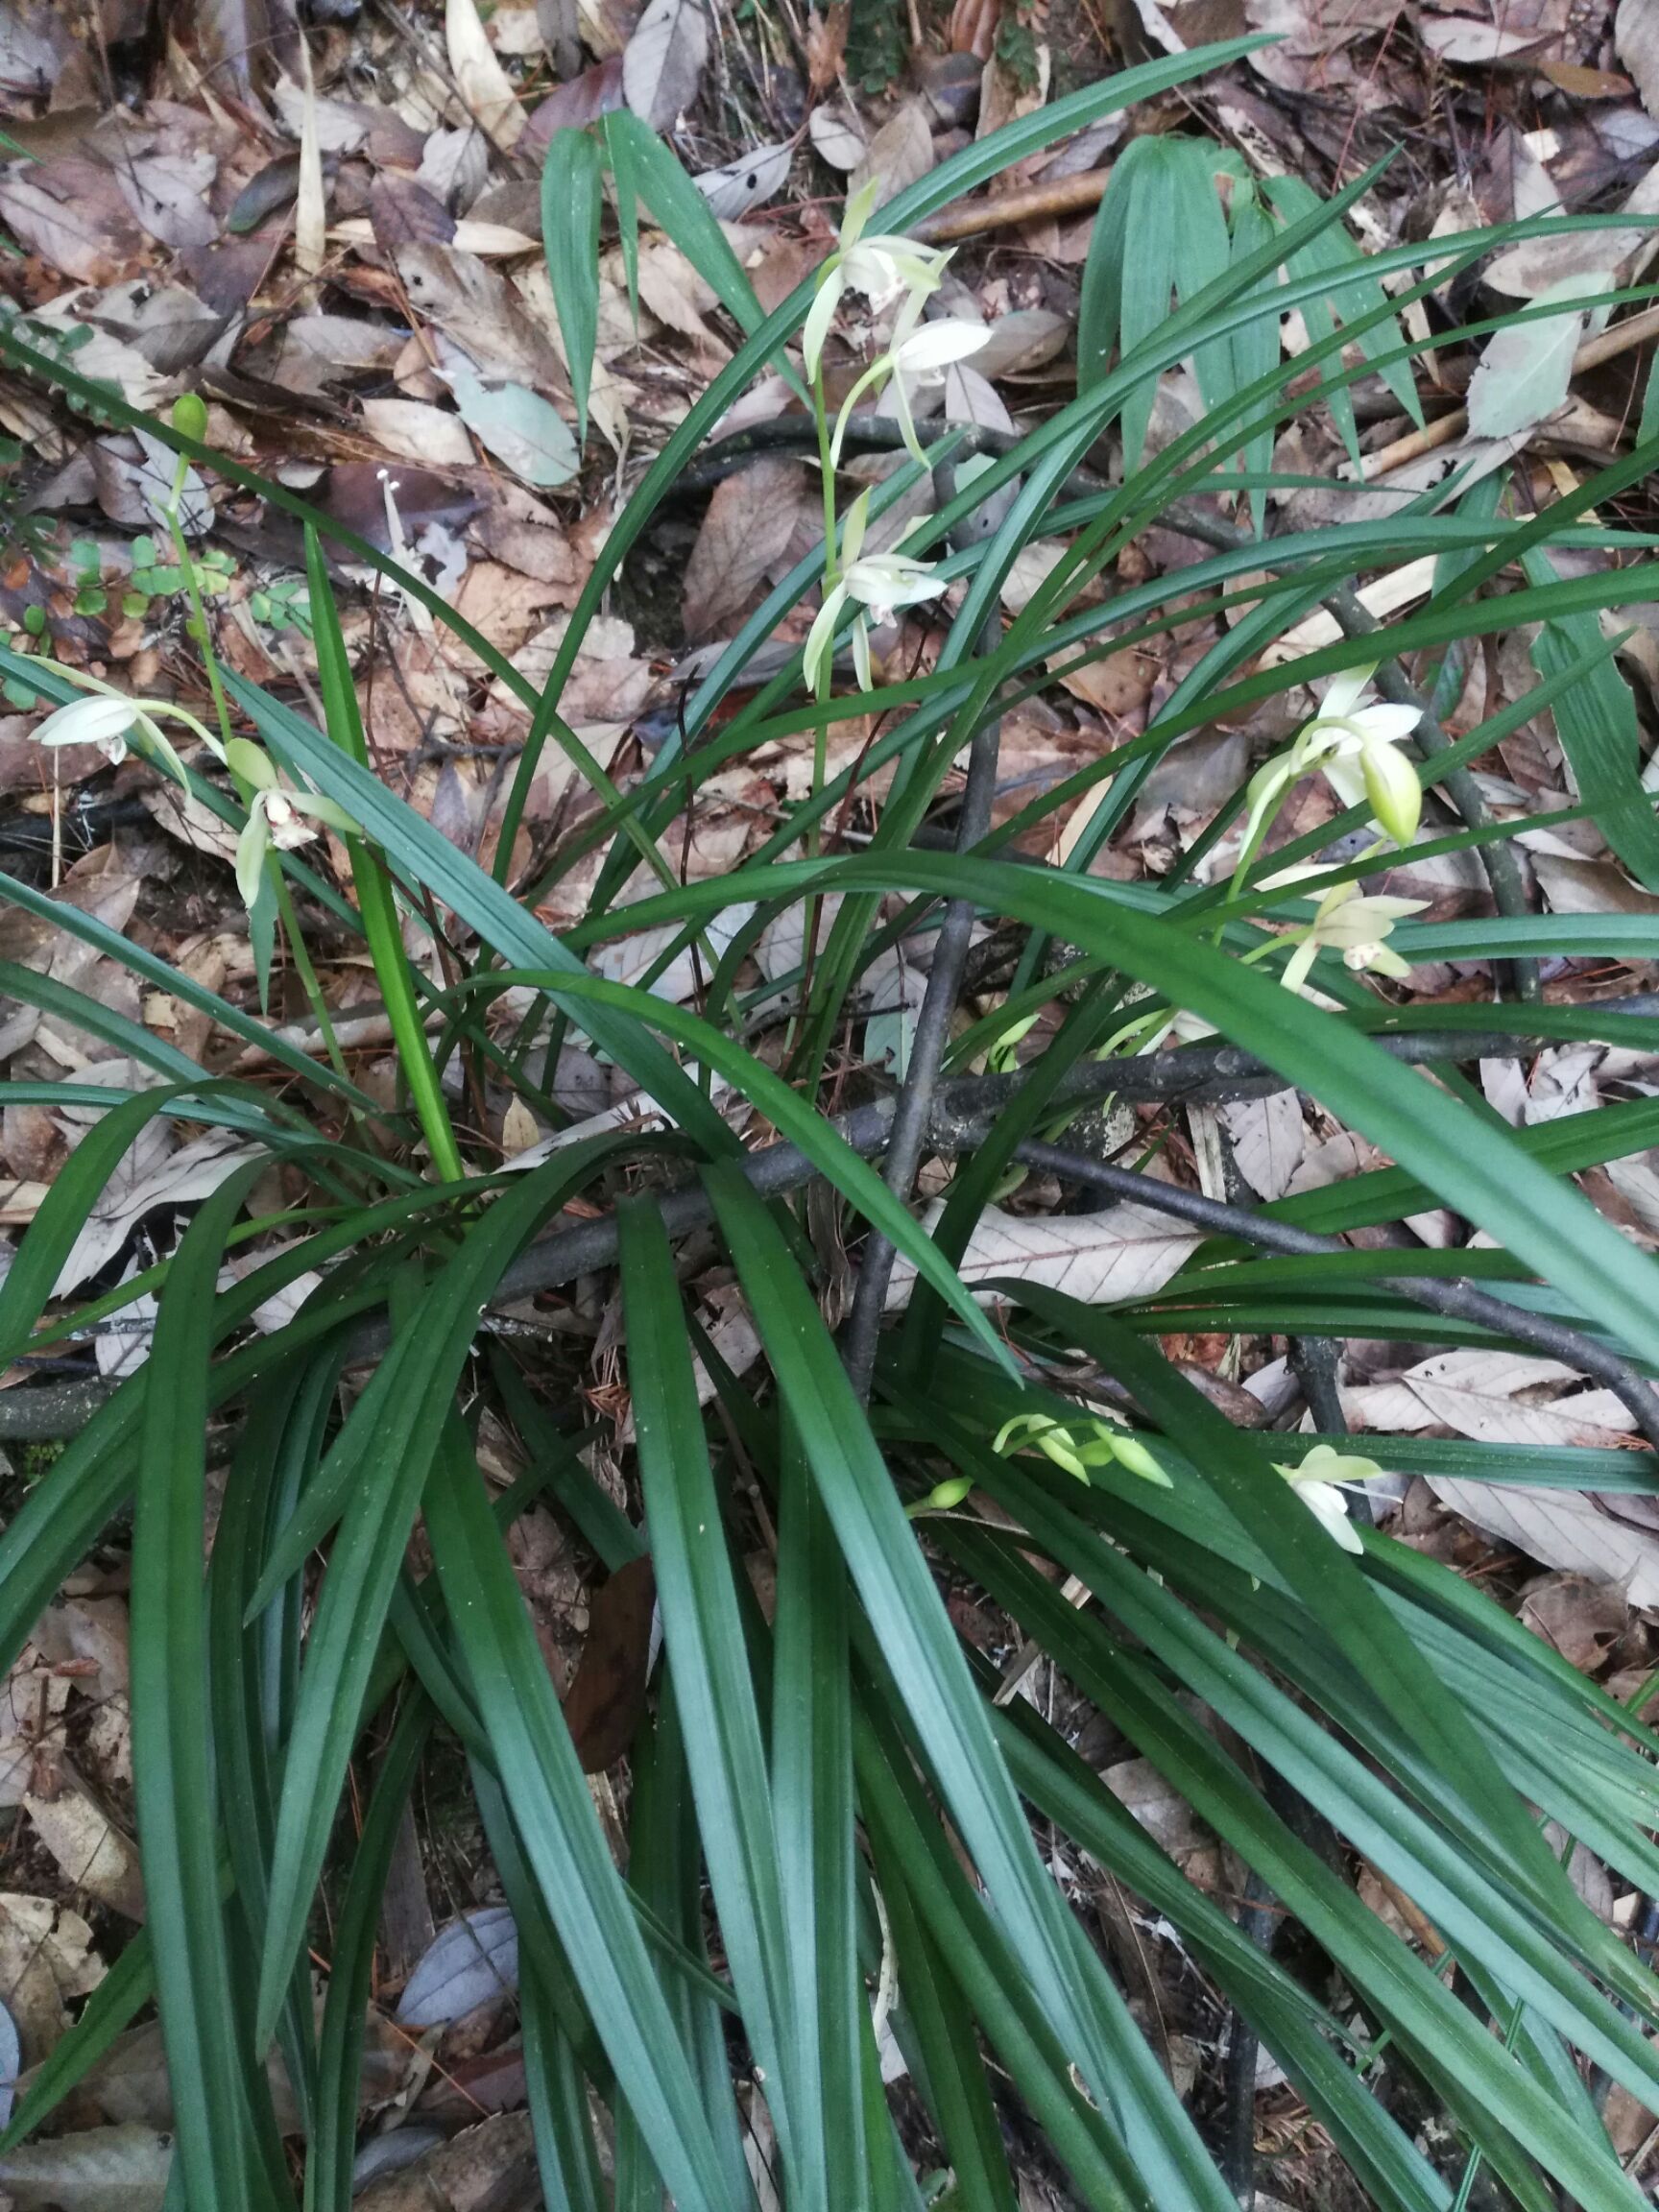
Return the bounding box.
[1014,1140,1659,1455]
[914,166,1113,243]
[1360,302,1659,481]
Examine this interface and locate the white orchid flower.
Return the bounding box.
[33,693,140,763]
[28,679,224,786]
[1237,667,1424,878]
[1275,1444,1385,1553]
[803,491,948,694]
[830,309,989,466]
[228,738,360,909]
[1278,878,1428,996]
[802,177,952,381]
[1298,667,1424,847]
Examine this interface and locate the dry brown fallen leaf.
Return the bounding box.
[1619,0,1659,119]
[885,1197,1201,1310]
[851,101,934,204]
[681,457,810,643]
[0,1892,106,2062]
[446,0,527,148]
[356,2112,537,2211]
[1518,1572,1628,1673]
[24,1769,145,1922]
[621,0,709,131]
[561,1555,656,1772]
[0,2122,170,2212]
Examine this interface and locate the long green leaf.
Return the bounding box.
[131,1163,274,2212]
[703,1166,1236,2212]
[254,1142,620,2043]
[543,128,604,445]
[616,1197,808,2194]
[423,1444,733,2212]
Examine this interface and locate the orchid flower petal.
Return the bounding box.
[235,801,273,911]
[34,695,139,756]
[803,582,849,693]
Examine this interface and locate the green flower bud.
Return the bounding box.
[1106,1433,1172,1488]
[171,392,208,442]
[907,1475,974,1518]
[1359,737,1421,848]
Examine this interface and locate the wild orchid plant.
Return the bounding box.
[8,50,1659,2212]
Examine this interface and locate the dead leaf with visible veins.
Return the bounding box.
[682,457,810,642]
[851,102,934,204]
[1219,1091,1307,1202]
[885,1198,1201,1309]
[25,1769,145,1922]
[360,397,475,468]
[397,245,565,393]
[623,0,709,129]
[0,157,144,283]
[0,1893,106,2061]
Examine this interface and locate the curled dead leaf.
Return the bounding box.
[446,0,527,148]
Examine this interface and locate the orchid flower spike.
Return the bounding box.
[1274,1444,1385,1553]
[802,177,952,381]
[830,303,989,467]
[803,491,948,694]
[1277,878,1428,997]
[992,1410,1172,1488]
[1298,667,1424,847]
[228,738,360,909]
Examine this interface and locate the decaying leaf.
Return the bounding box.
[561,1554,657,1771]
[886,1198,1201,1309]
[444,361,581,487]
[1219,1091,1307,1202]
[1349,1349,1637,1449]
[397,1906,519,2027]
[359,397,476,468]
[1419,15,1554,61]
[355,2112,536,2211]
[1427,1480,1659,1605]
[1618,0,1659,120]
[445,0,527,148]
[622,0,709,130]
[1466,271,1614,439]
[681,457,809,642]
[53,1127,263,1296]
[0,1893,106,2062]
[695,141,793,221]
[850,102,934,204]
[24,1772,146,1922]
[0,159,145,284]
[0,2124,171,2212]
[808,105,866,171]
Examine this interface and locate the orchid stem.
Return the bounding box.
[161,458,353,1098]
